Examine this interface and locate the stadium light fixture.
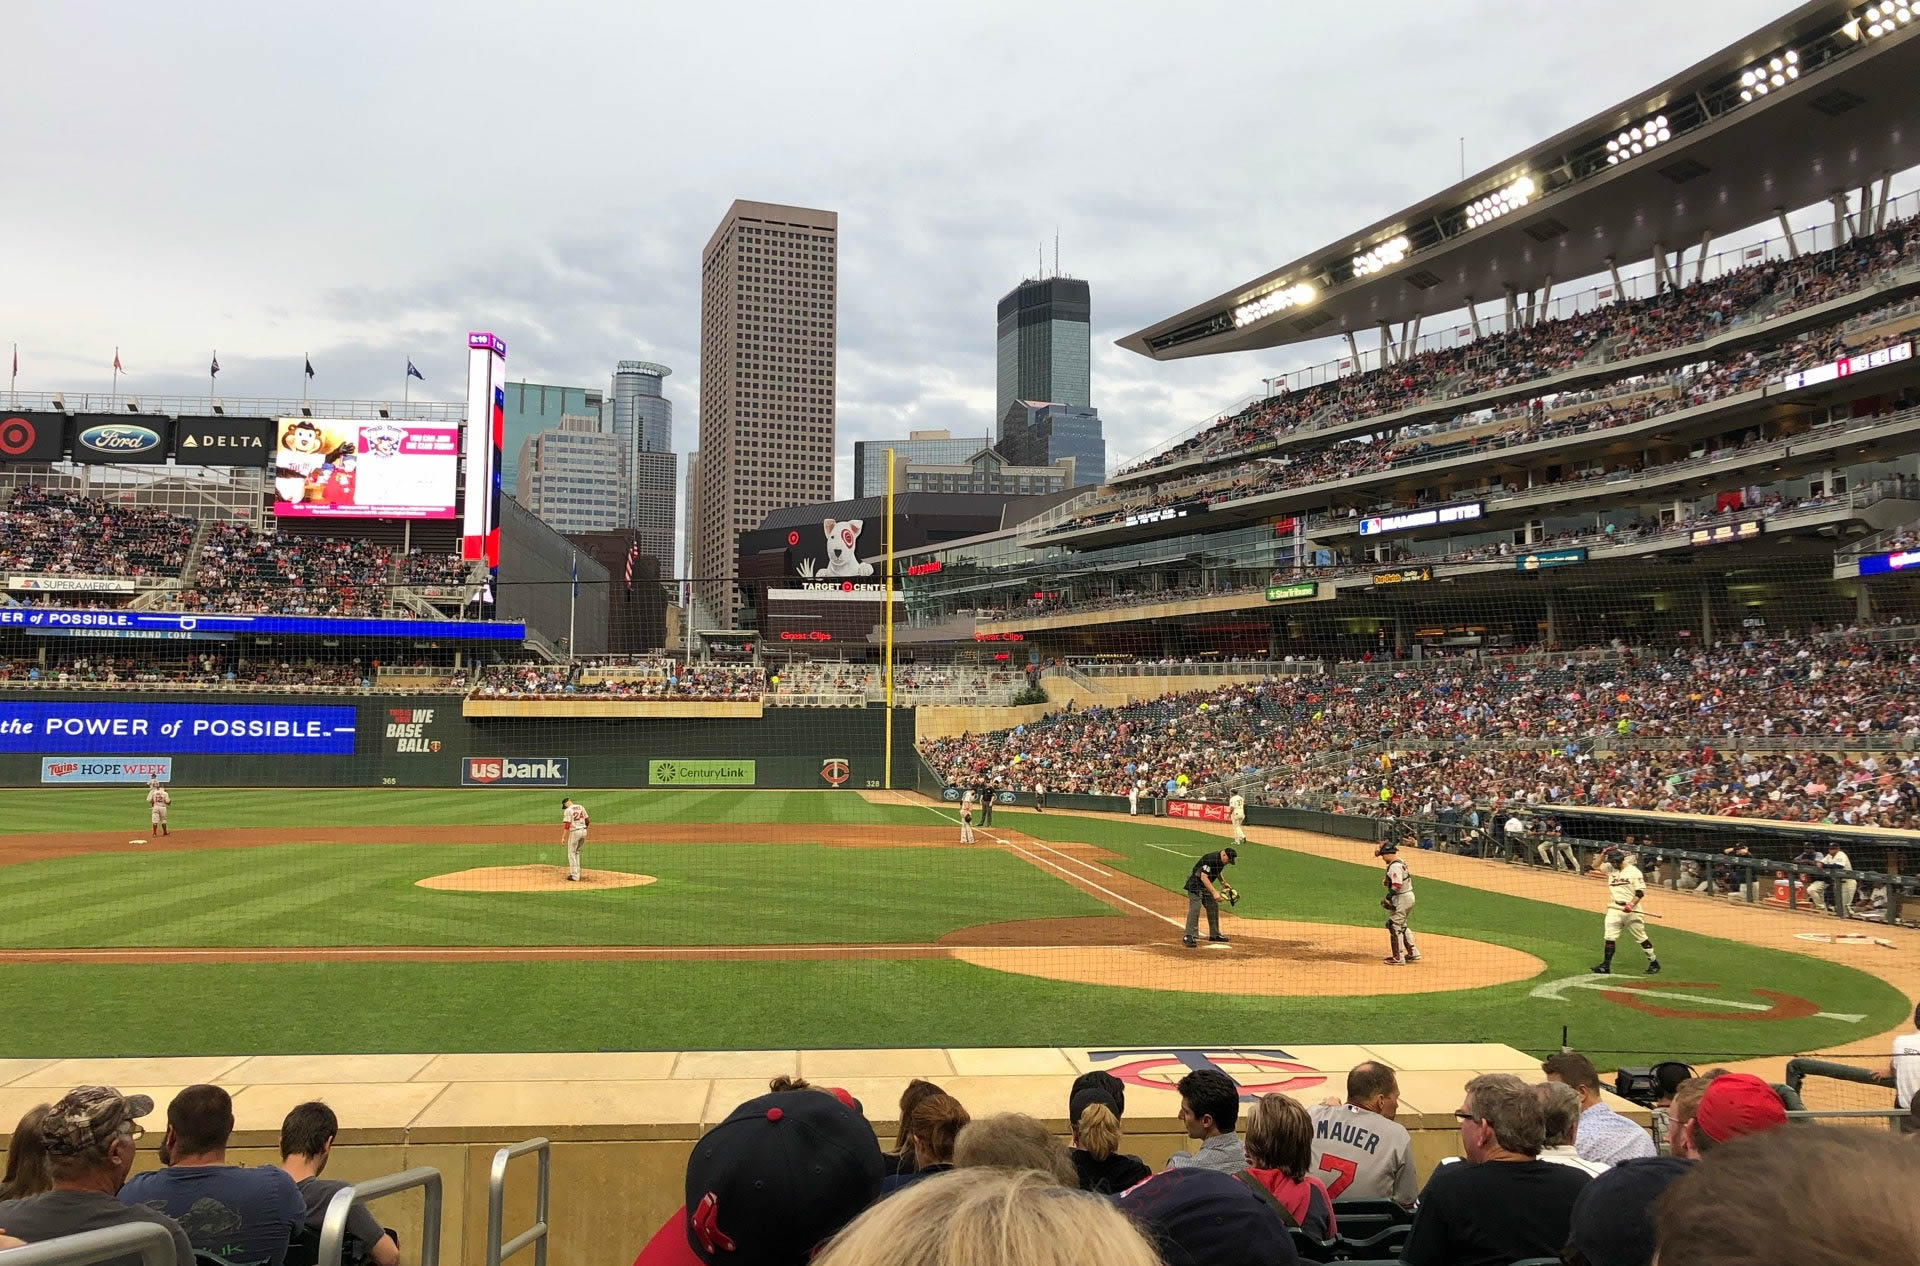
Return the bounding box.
[1352,235,1410,277]
[1464,175,1536,229]
[1605,114,1671,165]
[1738,48,1799,101]
[1857,2,1913,37]
[1232,282,1317,328]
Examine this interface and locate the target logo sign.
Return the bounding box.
[0,416,41,457]
[1088,1048,1328,1101]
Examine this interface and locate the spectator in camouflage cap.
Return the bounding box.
[0,1086,193,1266]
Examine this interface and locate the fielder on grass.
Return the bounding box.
[1378,840,1420,965]
[561,796,589,882]
[1229,791,1247,845]
[146,776,171,837]
[959,786,977,843]
[1593,846,1660,975]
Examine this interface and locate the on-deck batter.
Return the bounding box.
[560,796,589,882]
[146,777,171,837]
[1593,846,1660,974]
[1378,840,1420,965]
[959,787,976,842]
[1229,791,1247,845]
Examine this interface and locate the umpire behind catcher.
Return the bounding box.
[1182,847,1237,947]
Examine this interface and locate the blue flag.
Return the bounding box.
[406,360,424,381]
[570,554,578,599]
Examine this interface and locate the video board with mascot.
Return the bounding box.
[273,416,461,519]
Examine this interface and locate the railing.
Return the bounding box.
[0,1224,179,1266]
[486,1137,551,1266]
[764,690,867,708]
[1068,659,1324,678]
[0,677,393,694]
[320,1165,443,1266]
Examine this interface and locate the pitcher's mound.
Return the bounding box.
[416,865,658,893]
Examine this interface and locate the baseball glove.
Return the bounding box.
[1381,898,1394,910]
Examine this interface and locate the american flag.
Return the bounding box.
[624,542,639,589]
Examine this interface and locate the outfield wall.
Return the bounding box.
[0,691,917,789]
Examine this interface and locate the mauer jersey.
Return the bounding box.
[1384,859,1412,897]
[1608,864,1645,908]
[563,803,589,833]
[1307,1102,1417,1205]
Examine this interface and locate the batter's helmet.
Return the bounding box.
[1604,846,1625,865]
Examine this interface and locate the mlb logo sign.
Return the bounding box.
[462,756,569,787]
[820,757,850,787]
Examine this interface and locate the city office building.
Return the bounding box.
[684,448,702,610]
[607,360,678,563]
[515,415,628,535]
[502,382,604,489]
[899,446,1075,497]
[995,277,1091,434]
[852,430,993,497]
[999,401,1106,488]
[696,199,838,625]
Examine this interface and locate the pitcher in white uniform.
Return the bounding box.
[560,797,589,882]
[145,776,171,837]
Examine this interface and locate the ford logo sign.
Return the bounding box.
[78,424,162,454]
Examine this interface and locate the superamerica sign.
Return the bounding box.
[0,607,524,642]
[0,702,356,754]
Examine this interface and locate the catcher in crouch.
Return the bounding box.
[1377,840,1420,964]
[1593,845,1661,975]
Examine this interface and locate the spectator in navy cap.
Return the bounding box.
[1563,1157,1692,1266]
[632,1090,885,1266]
[1116,1167,1296,1266]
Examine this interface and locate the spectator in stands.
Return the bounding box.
[815,1168,1166,1266]
[1562,1156,1693,1266]
[633,1089,884,1266]
[1069,1070,1127,1117]
[0,1086,193,1266]
[1241,1093,1336,1239]
[1115,1167,1297,1266]
[950,1114,1077,1187]
[880,1095,968,1195]
[1879,999,1920,1134]
[1542,1051,1658,1165]
[1685,1073,1788,1153]
[1307,1060,1416,1205]
[886,1079,946,1176]
[119,1084,306,1266]
[1401,1073,1590,1266]
[0,1106,51,1201]
[1652,1126,1920,1265]
[1067,1088,1150,1195]
[1534,1081,1609,1176]
[1166,1069,1247,1174]
[1664,1069,1728,1159]
[276,1101,399,1266]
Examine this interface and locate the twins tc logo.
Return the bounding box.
[1087,1048,1328,1101]
[820,757,850,787]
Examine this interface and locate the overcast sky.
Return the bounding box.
[4,0,1817,524]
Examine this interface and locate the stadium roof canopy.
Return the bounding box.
[1119,1,1920,361]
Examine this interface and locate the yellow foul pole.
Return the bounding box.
[884,448,896,789]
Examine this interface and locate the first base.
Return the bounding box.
[129,838,149,845]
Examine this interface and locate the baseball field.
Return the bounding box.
[0,786,1908,1063]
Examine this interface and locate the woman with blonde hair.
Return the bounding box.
[881,1094,970,1194]
[0,1105,51,1201]
[816,1167,1163,1266]
[1068,1089,1150,1194]
[1243,1092,1337,1239]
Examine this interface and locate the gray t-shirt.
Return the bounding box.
[1308,1102,1417,1205]
[296,1176,387,1265]
[121,1164,307,1266]
[0,1189,195,1266]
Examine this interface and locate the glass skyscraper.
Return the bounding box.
[852,430,993,498]
[501,382,604,489]
[605,360,678,577]
[995,277,1091,434]
[999,402,1106,488]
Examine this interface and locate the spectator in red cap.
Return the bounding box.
[1689,1073,1788,1152]
[632,1090,884,1266]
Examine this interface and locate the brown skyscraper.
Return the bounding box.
[695,200,838,627]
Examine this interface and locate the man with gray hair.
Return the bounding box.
[1402,1073,1592,1266]
[0,1086,193,1266]
[1534,1081,1608,1176]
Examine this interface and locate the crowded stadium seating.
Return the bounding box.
[920,628,1920,829]
[1121,213,1920,479]
[165,522,465,617]
[0,487,195,579]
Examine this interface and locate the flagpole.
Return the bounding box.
[568,552,577,664]
[112,348,120,404]
[302,355,309,403]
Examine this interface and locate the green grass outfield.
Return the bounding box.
[0,788,1905,1060]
